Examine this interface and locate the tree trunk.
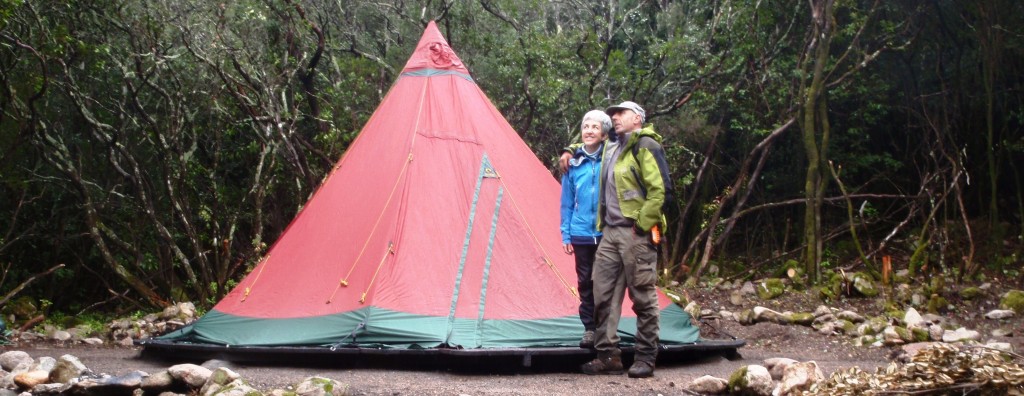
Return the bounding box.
[799,0,835,284]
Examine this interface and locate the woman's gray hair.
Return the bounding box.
[581,110,612,136]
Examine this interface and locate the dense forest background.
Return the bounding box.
[1,0,1021,316]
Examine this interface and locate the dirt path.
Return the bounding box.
[8,322,890,395]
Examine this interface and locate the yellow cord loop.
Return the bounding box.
[497,177,576,298]
[360,242,395,304]
[241,254,271,302]
[326,155,412,304]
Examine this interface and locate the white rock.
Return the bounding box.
[295,376,348,396]
[836,310,865,323]
[740,282,757,296]
[0,351,33,372]
[992,328,1014,337]
[929,324,944,341]
[762,357,797,380]
[776,361,825,396]
[984,342,1014,353]
[688,375,728,394]
[167,364,212,388]
[50,354,90,384]
[812,305,832,317]
[82,338,104,345]
[753,306,787,323]
[942,327,981,343]
[734,365,773,396]
[903,308,923,327]
[51,331,72,342]
[882,327,905,346]
[985,309,1016,320]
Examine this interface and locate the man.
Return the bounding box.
[574,101,671,378]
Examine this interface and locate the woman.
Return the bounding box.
[559,110,612,348]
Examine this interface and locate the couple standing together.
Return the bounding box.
[559,101,673,379]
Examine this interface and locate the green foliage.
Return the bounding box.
[0,0,1020,314]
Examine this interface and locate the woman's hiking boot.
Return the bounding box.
[627,360,655,378]
[581,351,623,375]
[579,330,595,348]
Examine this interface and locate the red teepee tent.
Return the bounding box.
[153,21,701,351]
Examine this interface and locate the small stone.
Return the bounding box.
[688,375,727,394]
[82,338,104,346]
[728,365,773,396]
[13,370,50,390]
[812,305,832,317]
[836,310,865,323]
[729,290,744,306]
[904,307,923,327]
[51,331,72,342]
[942,327,981,343]
[740,281,756,296]
[167,364,212,388]
[50,354,90,384]
[985,309,1016,320]
[777,361,824,395]
[992,328,1014,337]
[984,342,1013,353]
[762,357,797,380]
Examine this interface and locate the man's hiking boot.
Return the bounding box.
[581,353,623,375]
[627,360,655,378]
[579,330,595,348]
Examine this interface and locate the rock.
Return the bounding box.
[789,312,815,326]
[168,364,212,389]
[13,370,50,390]
[141,371,175,392]
[834,319,856,335]
[909,326,930,342]
[904,307,923,327]
[929,324,944,341]
[762,357,797,380]
[984,342,1013,353]
[727,365,773,396]
[959,287,982,300]
[992,328,1014,337]
[730,290,744,306]
[178,302,196,319]
[687,375,727,394]
[29,382,71,394]
[203,378,260,396]
[200,367,242,395]
[719,310,735,321]
[942,327,981,343]
[50,354,90,384]
[911,293,926,306]
[740,281,756,296]
[836,310,865,323]
[737,309,755,326]
[684,301,702,320]
[812,305,832,317]
[1000,290,1024,314]
[0,352,32,372]
[896,342,941,363]
[776,361,825,396]
[812,313,835,330]
[73,371,149,395]
[82,338,104,345]
[756,278,786,300]
[51,331,72,342]
[752,306,788,324]
[852,274,879,297]
[985,309,1016,320]
[295,376,348,396]
[920,313,946,326]
[882,326,906,346]
[33,356,56,373]
[161,305,182,320]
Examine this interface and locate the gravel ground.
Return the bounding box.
[7,320,890,395]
